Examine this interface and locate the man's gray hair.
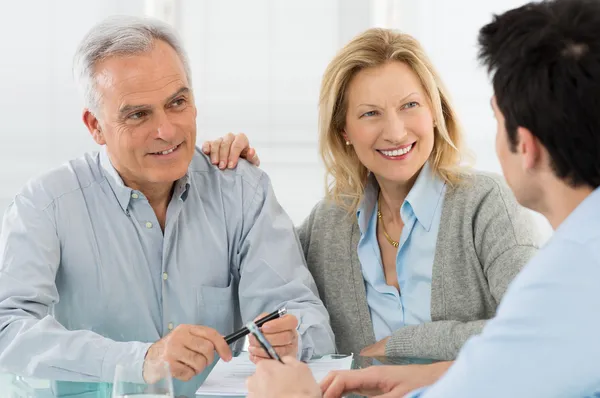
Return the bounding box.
[73,15,192,114]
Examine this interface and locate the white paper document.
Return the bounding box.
[196,353,354,396]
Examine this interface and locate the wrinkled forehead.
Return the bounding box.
[93,41,190,110]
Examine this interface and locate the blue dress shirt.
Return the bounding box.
[356,163,446,341]
[0,147,334,391]
[408,187,600,397]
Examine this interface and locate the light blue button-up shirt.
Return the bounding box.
[0,147,334,392]
[356,163,446,341]
[408,187,600,398]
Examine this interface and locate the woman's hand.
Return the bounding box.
[201,132,260,169]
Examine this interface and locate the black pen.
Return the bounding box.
[224,307,287,345]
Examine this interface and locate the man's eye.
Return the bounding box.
[129,111,147,120]
[171,98,186,107]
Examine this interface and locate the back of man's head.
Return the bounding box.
[478,0,600,189]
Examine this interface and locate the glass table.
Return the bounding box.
[0,356,437,398]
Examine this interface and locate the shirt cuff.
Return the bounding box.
[295,316,314,361]
[101,341,153,383]
[296,330,304,360]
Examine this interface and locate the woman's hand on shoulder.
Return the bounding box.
[202,132,260,169]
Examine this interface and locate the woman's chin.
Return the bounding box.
[371,164,424,185]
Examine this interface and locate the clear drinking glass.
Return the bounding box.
[112,360,174,398]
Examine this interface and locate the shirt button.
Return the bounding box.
[168,322,174,330]
[131,193,139,199]
[145,221,153,229]
[162,272,168,280]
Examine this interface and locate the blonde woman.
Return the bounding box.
[204,28,539,369]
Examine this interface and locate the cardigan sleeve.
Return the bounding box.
[386,174,542,360]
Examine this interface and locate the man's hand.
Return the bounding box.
[247,313,299,363]
[246,356,321,398]
[144,324,233,382]
[201,132,260,169]
[359,336,390,357]
[320,361,453,398]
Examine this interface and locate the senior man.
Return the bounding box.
[0,15,334,394]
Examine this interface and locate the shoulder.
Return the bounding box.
[529,238,600,277]
[444,169,541,246]
[298,198,356,244]
[12,152,104,211]
[502,237,600,318]
[306,198,354,226]
[447,170,513,204]
[445,170,525,220]
[188,147,266,193]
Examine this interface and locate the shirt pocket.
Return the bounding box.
[197,276,238,336]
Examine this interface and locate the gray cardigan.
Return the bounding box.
[296,171,541,360]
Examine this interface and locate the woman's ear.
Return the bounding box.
[342,131,351,145]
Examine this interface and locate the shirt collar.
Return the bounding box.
[176,174,191,202]
[100,148,133,213]
[553,186,600,243]
[99,147,191,214]
[356,162,445,233]
[356,173,379,235]
[405,162,446,231]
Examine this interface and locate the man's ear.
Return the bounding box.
[83,109,106,145]
[516,126,542,171]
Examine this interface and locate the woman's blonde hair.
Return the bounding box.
[319,28,469,213]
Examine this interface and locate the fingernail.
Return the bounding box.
[219,161,225,169]
[228,161,234,168]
